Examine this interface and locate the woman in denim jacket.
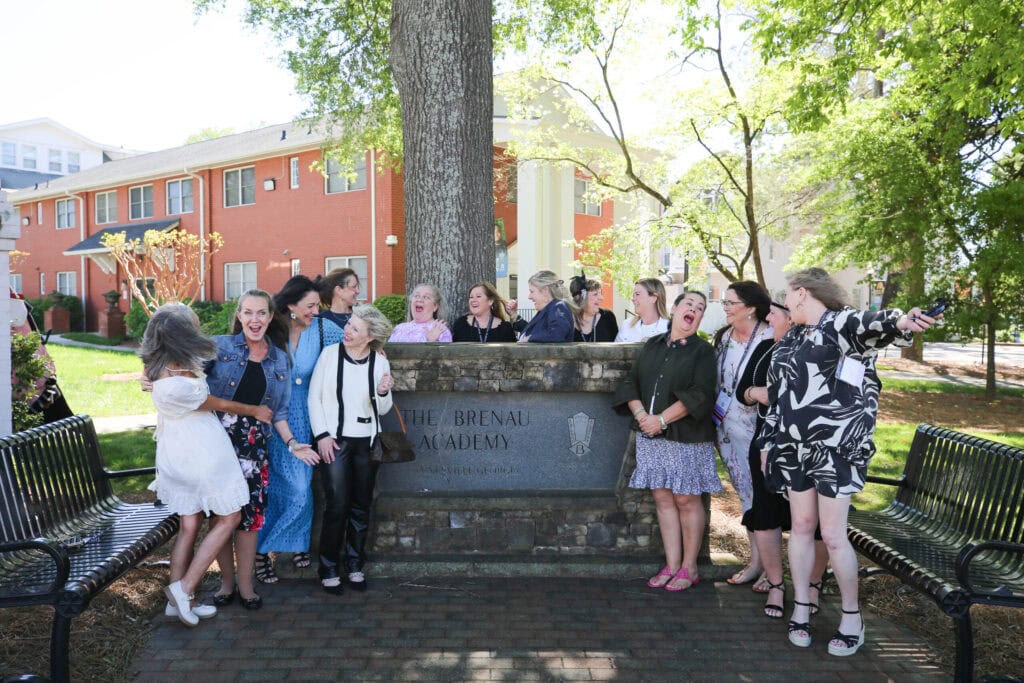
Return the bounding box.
[205,289,317,609]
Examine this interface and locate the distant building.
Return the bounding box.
[11,111,636,330]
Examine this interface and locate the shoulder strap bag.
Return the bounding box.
[367,352,416,464]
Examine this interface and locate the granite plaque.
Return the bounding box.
[376,392,631,494]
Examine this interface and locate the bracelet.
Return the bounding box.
[658,414,668,431]
[632,407,644,417]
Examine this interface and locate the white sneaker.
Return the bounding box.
[348,571,367,591]
[165,602,217,619]
[163,581,199,627]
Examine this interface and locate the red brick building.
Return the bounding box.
[12,120,617,330]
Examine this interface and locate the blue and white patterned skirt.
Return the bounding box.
[629,437,723,495]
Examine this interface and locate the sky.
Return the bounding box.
[5,0,304,151]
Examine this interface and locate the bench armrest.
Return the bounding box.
[865,474,905,487]
[956,540,1024,604]
[0,537,71,604]
[103,466,156,479]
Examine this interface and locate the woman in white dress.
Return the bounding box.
[142,303,263,627]
[614,278,669,342]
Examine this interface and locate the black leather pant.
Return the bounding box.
[317,436,379,573]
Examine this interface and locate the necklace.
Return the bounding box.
[472,313,494,342]
[718,321,763,397]
[581,311,600,342]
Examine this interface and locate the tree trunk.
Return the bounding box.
[983,282,997,400]
[390,0,495,321]
[900,233,926,361]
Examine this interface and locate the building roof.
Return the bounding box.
[14,121,329,204]
[0,168,62,190]
[63,218,180,256]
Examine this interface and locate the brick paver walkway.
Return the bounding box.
[132,576,946,682]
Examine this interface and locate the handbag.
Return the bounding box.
[371,407,416,464]
[367,352,416,464]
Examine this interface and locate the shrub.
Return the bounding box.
[211,302,238,336]
[24,293,83,332]
[373,294,407,326]
[11,332,47,432]
[192,300,227,335]
[126,300,149,339]
[25,296,50,331]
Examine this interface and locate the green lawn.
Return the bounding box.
[879,374,1024,398]
[98,429,157,496]
[854,424,1024,512]
[48,345,153,417]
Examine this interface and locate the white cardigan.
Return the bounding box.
[308,344,393,440]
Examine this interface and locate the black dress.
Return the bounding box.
[735,339,791,532]
[451,315,518,342]
[222,360,271,532]
[573,308,619,342]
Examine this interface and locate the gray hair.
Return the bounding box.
[139,302,217,380]
[528,270,567,302]
[786,267,848,311]
[406,283,446,322]
[352,304,394,352]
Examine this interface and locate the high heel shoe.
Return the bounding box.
[828,609,865,657]
[808,580,822,616]
[787,600,813,648]
[212,588,237,606]
[763,580,785,620]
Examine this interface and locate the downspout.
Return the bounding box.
[370,151,377,301]
[183,168,206,300]
[65,190,87,324]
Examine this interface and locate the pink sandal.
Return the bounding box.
[647,566,675,588]
[665,567,700,592]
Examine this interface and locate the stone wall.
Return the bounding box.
[367,343,680,570]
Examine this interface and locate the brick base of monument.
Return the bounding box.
[98,308,125,338]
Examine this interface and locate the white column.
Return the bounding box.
[0,221,20,437]
[556,165,575,274]
[515,161,540,304]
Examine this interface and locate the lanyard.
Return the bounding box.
[718,321,762,396]
[473,313,494,342]
[582,311,600,342]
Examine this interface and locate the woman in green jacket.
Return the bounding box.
[614,291,720,591]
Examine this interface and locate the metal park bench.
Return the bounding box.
[0,416,178,683]
[848,424,1024,682]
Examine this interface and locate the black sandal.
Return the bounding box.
[809,580,822,616]
[787,600,813,648]
[292,551,311,569]
[827,608,865,657]
[254,553,279,584]
[763,580,785,620]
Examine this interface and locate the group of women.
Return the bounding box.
[145,262,939,659]
[615,268,939,657]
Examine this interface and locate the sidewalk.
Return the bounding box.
[132,577,946,682]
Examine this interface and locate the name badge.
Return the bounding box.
[837,356,866,387]
[712,390,732,426]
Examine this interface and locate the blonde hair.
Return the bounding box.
[352,305,394,352]
[527,270,567,302]
[786,267,847,311]
[628,277,668,327]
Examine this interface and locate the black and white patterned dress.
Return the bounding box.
[758,307,913,498]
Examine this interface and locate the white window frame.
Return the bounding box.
[290,258,301,276]
[67,151,80,174]
[1,142,15,166]
[22,145,37,170]
[129,184,154,220]
[224,166,256,207]
[324,256,368,300]
[49,149,62,173]
[166,178,194,215]
[574,178,601,216]
[9,273,22,294]
[56,271,77,296]
[224,261,257,300]
[95,190,118,224]
[56,198,76,230]
[37,202,42,224]
[39,272,45,296]
[325,156,367,194]
[290,157,300,189]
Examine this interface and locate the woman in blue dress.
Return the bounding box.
[255,275,344,583]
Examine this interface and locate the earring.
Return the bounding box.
[290,312,297,320]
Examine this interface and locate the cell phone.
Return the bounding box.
[924,298,948,318]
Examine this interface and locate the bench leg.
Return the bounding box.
[50,611,72,683]
[951,610,974,683]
